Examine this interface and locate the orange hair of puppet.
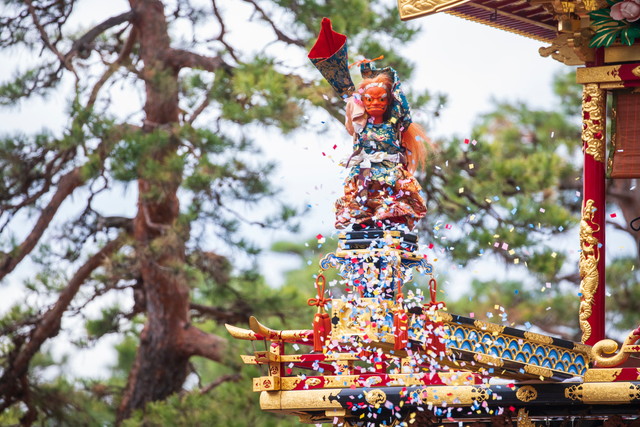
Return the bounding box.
[358,74,427,174]
[402,123,427,174]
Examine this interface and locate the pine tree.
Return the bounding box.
[0,0,433,424]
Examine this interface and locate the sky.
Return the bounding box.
[0,1,577,378]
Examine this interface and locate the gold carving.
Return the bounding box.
[397,0,469,21]
[248,316,310,342]
[516,385,538,402]
[474,353,505,367]
[524,331,554,345]
[539,32,593,66]
[565,384,584,401]
[524,365,553,378]
[582,84,606,163]
[364,389,387,406]
[517,408,538,427]
[577,65,623,83]
[584,368,622,382]
[260,390,342,411]
[306,378,321,387]
[578,199,600,343]
[633,66,640,78]
[473,320,505,334]
[438,311,453,322]
[579,383,640,403]
[591,329,640,367]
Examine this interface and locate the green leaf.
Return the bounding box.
[590,25,625,47]
[589,9,614,21]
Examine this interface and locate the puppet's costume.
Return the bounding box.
[308,18,426,230]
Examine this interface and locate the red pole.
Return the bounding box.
[579,83,606,345]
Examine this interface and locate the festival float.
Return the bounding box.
[227,2,640,425]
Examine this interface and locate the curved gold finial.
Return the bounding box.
[249,316,312,342]
[225,323,262,340]
[578,199,600,343]
[591,329,640,367]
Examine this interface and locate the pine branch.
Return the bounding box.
[164,48,232,73]
[0,235,127,403]
[64,11,135,65]
[0,167,83,280]
[241,0,305,47]
[200,373,242,394]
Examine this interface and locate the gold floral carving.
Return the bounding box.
[517,408,538,427]
[473,320,505,334]
[365,389,387,406]
[584,368,622,382]
[633,66,640,78]
[582,84,606,163]
[516,385,538,402]
[474,353,505,367]
[524,365,553,378]
[578,199,600,343]
[524,332,554,345]
[565,384,584,402]
[591,329,640,367]
[397,0,468,20]
[578,383,640,403]
[306,378,321,387]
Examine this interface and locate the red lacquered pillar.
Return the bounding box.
[579,83,606,345]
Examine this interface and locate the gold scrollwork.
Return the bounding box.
[365,389,387,406]
[516,385,538,402]
[524,332,554,345]
[584,368,622,382]
[474,353,505,367]
[306,378,322,387]
[473,320,505,334]
[579,199,600,343]
[524,365,553,378]
[582,83,606,163]
[591,329,640,367]
[565,384,584,402]
[517,408,538,427]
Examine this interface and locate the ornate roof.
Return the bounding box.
[397,0,569,43]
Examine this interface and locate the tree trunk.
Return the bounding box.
[117,0,189,421]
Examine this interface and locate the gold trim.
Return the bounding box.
[584,368,622,382]
[565,384,584,401]
[397,0,470,21]
[419,386,489,405]
[604,45,640,64]
[474,353,505,367]
[226,323,261,340]
[591,329,640,367]
[516,385,538,402]
[582,84,606,163]
[260,390,342,411]
[364,389,387,406]
[524,364,553,378]
[473,320,505,334]
[578,199,601,343]
[517,408,538,427]
[576,65,622,84]
[524,331,554,345]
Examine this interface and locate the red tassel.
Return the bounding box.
[394,309,408,351]
[313,312,330,352]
